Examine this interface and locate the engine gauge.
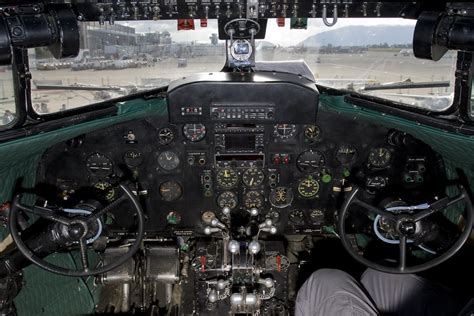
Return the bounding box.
[309,209,325,225]
[297,176,320,199]
[86,153,113,178]
[368,147,392,168]
[183,123,206,142]
[289,209,305,224]
[158,127,174,145]
[217,191,238,209]
[124,149,143,168]
[158,151,180,171]
[242,168,265,188]
[216,168,238,189]
[243,191,264,209]
[304,124,321,141]
[296,150,325,174]
[93,181,116,201]
[269,186,294,208]
[273,124,297,140]
[159,181,183,201]
[366,176,387,193]
[336,145,358,165]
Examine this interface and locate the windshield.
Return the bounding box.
[29,19,455,114]
[0,66,16,127]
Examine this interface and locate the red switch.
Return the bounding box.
[277,18,285,27]
[276,255,282,272]
[283,156,290,164]
[200,19,207,27]
[178,19,195,30]
[200,255,206,272]
[273,155,281,164]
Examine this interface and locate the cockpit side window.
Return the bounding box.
[0,65,16,128]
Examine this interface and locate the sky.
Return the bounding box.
[118,18,416,46]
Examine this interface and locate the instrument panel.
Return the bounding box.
[37,98,445,237]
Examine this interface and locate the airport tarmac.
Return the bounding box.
[9,50,460,116]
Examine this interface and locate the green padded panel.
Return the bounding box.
[0,97,168,203]
[14,252,99,316]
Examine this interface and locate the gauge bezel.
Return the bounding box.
[296,149,326,174]
[297,177,320,199]
[159,180,183,202]
[183,123,207,142]
[158,127,175,145]
[242,168,265,188]
[217,191,238,209]
[85,152,114,178]
[216,168,239,189]
[273,124,297,140]
[157,150,180,171]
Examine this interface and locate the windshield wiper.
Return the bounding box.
[360,80,450,91]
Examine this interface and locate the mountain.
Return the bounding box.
[300,25,414,47]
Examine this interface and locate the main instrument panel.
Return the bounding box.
[37,75,445,238]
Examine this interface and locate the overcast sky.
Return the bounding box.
[118,18,416,46]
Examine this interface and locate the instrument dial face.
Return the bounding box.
[273,124,297,140]
[183,123,206,142]
[243,191,264,209]
[93,181,116,201]
[124,149,143,168]
[159,181,183,201]
[304,124,321,141]
[296,150,325,173]
[158,151,180,171]
[309,209,325,225]
[368,147,392,168]
[289,209,305,224]
[216,168,238,189]
[269,186,294,208]
[217,191,238,209]
[86,153,113,178]
[242,168,265,188]
[297,176,320,199]
[336,145,358,165]
[158,127,174,145]
[366,176,387,192]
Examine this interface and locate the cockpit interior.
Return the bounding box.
[0,1,473,315]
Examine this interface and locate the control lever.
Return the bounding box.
[258,218,277,234]
[256,277,275,288]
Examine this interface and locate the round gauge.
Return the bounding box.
[309,209,325,225]
[336,145,358,165]
[183,123,206,142]
[269,186,294,208]
[296,150,325,174]
[158,151,180,171]
[93,181,116,201]
[289,209,305,224]
[159,181,183,201]
[124,149,143,168]
[158,127,174,145]
[297,176,320,199]
[216,168,238,189]
[366,176,387,192]
[243,191,264,209]
[86,153,114,178]
[273,124,297,140]
[304,125,321,141]
[242,168,265,188]
[368,147,392,168]
[217,191,238,209]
